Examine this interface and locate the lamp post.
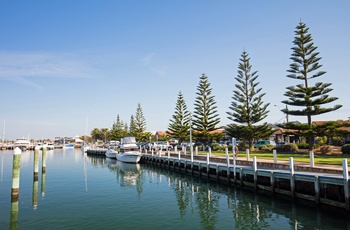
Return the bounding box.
[189,113,193,157]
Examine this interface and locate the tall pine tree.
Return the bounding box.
[192,73,220,144]
[282,21,342,151]
[133,103,146,141]
[226,51,272,150]
[167,91,191,142]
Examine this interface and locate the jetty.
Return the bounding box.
[86,148,350,212]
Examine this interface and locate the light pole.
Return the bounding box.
[189,113,193,156]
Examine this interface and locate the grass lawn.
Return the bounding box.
[197,150,350,166]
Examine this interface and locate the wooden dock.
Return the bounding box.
[141,152,350,212]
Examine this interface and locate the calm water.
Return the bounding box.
[0,149,349,230]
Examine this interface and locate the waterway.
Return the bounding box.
[0,149,349,229]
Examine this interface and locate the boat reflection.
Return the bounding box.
[115,161,141,188]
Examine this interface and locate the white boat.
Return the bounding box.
[116,137,142,163]
[14,138,31,151]
[105,147,118,159]
[46,143,54,150]
[63,143,74,149]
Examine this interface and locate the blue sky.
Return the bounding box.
[0,1,349,140]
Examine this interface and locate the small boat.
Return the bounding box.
[116,137,142,163]
[46,143,54,150]
[14,138,31,151]
[63,143,74,149]
[105,147,118,159]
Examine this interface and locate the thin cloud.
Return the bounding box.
[140,53,167,76]
[0,51,95,87]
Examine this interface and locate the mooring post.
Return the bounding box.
[253,156,257,188]
[33,148,39,181]
[233,149,237,182]
[32,174,39,210]
[10,195,19,230]
[174,145,177,154]
[206,153,210,176]
[209,147,211,157]
[42,147,47,174]
[314,175,320,204]
[273,149,277,163]
[178,151,181,160]
[246,149,249,161]
[290,157,295,198]
[270,172,275,193]
[226,148,230,183]
[309,151,315,167]
[342,158,349,210]
[191,147,193,162]
[167,149,170,159]
[195,146,198,156]
[11,147,22,200]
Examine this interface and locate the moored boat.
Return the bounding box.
[14,138,31,151]
[116,137,142,163]
[105,147,118,159]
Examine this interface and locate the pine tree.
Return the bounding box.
[226,51,272,149]
[282,21,342,151]
[168,91,191,142]
[192,73,220,144]
[129,115,136,137]
[133,103,146,141]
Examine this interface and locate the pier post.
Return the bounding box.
[10,196,19,230]
[195,146,198,156]
[273,149,277,163]
[246,149,249,161]
[233,149,237,183]
[290,157,295,198]
[342,158,349,210]
[11,147,21,200]
[309,151,315,167]
[209,147,211,157]
[41,147,47,197]
[174,145,177,154]
[226,148,230,183]
[314,176,320,204]
[167,149,170,159]
[178,151,181,160]
[253,156,257,189]
[151,149,154,156]
[206,153,210,176]
[270,172,275,193]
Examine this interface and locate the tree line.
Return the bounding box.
[90,21,345,151]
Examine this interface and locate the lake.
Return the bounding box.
[0,149,349,229]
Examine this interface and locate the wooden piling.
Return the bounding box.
[11,148,21,199]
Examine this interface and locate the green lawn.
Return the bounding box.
[197,151,350,166]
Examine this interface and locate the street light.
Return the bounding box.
[189,113,193,157]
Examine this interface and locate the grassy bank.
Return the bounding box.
[198,151,350,166]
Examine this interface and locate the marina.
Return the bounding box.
[1,148,350,229]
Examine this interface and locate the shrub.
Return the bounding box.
[341,144,350,154]
[211,142,221,151]
[277,143,299,153]
[260,145,275,152]
[297,143,309,149]
[237,141,248,150]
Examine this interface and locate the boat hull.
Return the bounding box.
[105,149,117,159]
[116,152,142,163]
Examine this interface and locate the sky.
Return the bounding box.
[0,1,349,140]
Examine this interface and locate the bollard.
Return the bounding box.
[178,151,181,160]
[33,149,39,181]
[225,148,229,167]
[195,146,198,156]
[167,149,170,159]
[343,158,349,210]
[209,147,211,157]
[309,151,314,167]
[273,149,277,163]
[11,147,22,200]
[290,157,295,198]
[253,156,257,188]
[246,149,249,161]
[42,147,47,174]
[174,145,177,154]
